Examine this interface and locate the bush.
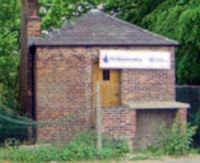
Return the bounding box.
[156,115,196,155]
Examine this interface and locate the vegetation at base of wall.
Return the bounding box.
[128,116,197,160]
[138,116,197,156]
[0,131,130,162]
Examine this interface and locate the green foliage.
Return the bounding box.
[123,0,164,26]
[0,0,20,108]
[39,0,138,30]
[39,0,102,30]
[1,131,130,162]
[153,116,196,155]
[142,0,200,84]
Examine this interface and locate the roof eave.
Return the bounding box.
[34,43,180,47]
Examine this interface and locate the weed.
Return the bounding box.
[143,115,197,156]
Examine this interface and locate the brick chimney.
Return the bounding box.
[27,0,41,37]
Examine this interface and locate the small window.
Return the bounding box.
[103,70,110,80]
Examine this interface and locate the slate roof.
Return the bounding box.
[34,9,179,47]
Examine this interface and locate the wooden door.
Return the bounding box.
[93,63,120,109]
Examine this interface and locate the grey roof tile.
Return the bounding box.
[35,10,179,46]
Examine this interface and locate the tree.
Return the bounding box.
[141,0,200,84]
[39,0,99,30]
[39,0,136,31]
[0,0,20,108]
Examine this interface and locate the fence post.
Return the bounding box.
[96,82,102,151]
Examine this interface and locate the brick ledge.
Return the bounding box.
[129,101,190,109]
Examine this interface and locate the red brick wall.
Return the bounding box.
[101,108,136,139]
[31,46,176,142]
[178,108,187,121]
[27,17,41,37]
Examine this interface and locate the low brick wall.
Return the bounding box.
[101,108,136,139]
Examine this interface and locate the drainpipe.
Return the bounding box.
[29,44,36,143]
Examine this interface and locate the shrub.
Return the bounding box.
[157,115,196,155]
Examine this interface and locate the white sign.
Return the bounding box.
[100,50,170,69]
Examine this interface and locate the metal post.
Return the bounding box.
[96,82,102,151]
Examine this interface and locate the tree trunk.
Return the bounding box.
[18,0,28,112]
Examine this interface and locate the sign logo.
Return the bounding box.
[103,55,109,63]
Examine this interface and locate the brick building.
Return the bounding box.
[23,1,189,146]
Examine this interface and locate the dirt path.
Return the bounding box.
[136,157,200,163]
[117,155,200,163]
[2,155,200,163]
[67,155,200,163]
